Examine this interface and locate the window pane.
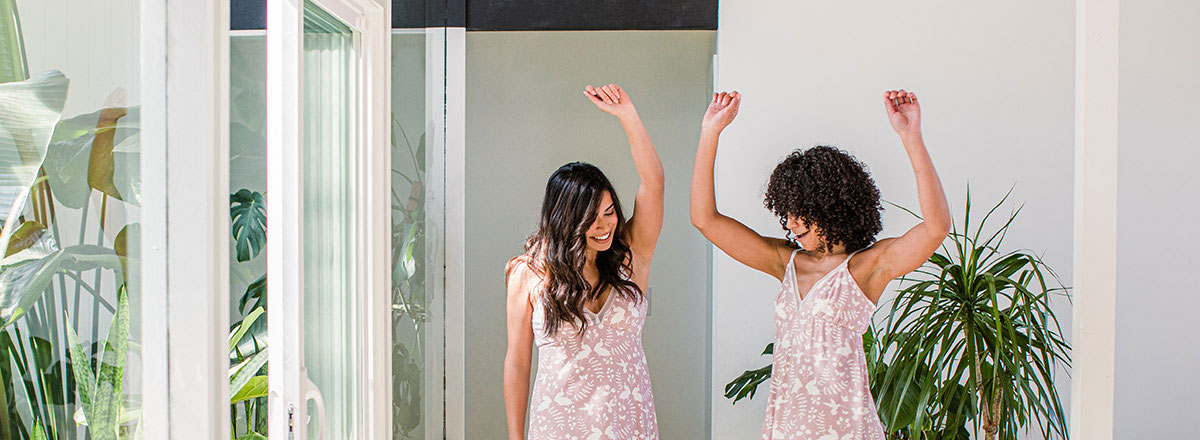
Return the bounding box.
[0,0,142,438]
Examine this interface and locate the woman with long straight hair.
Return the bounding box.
[503,83,665,440]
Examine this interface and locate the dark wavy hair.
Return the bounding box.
[525,162,642,336]
[764,146,883,253]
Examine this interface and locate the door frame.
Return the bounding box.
[266,0,390,438]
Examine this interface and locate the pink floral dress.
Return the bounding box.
[762,249,886,440]
[516,259,658,439]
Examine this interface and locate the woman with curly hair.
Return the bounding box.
[690,90,950,439]
[503,83,664,440]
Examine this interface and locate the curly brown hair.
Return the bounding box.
[764,146,883,253]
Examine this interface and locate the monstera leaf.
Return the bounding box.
[230,189,266,262]
[0,70,68,256]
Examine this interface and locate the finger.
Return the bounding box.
[585,90,604,105]
[712,92,719,103]
[721,92,732,106]
[883,92,898,115]
[612,84,624,103]
[598,86,615,105]
[606,84,620,104]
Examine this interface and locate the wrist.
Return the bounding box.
[618,110,642,124]
[899,131,923,144]
[700,124,724,136]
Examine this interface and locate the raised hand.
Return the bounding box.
[884,89,921,138]
[585,83,638,121]
[702,91,741,133]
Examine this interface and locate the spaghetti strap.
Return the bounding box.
[841,249,861,267]
[786,248,802,275]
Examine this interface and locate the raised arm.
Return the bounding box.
[689,92,792,280]
[502,258,537,440]
[585,84,665,263]
[867,90,951,288]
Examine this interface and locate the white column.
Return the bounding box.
[1071,0,1118,438]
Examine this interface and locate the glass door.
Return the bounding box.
[266,0,389,438]
[301,3,358,438]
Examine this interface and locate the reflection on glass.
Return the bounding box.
[303,2,358,438]
[228,34,268,438]
[0,0,143,438]
[390,30,432,440]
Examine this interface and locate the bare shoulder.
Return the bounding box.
[847,239,898,298]
[505,255,544,304]
[771,238,799,279]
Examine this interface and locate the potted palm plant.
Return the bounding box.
[725,190,1071,440]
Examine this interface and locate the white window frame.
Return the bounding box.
[140,0,231,438]
[266,0,390,438]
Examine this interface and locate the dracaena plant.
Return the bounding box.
[725,190,1071,440]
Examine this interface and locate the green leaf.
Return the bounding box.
[64,318,96,418]
[229,349,268,400]
[0,0,28,84]
[1,244,122,328]
[231,376,268,403]
[235,433,268,440]
[90,287,130,440]
[30,419,45,440]
[230,189,266,262]
[3,220,42,257]
[229,306,265,350]
[0,70,68,255]
[238,273,266,314]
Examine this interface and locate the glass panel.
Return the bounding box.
[0,0,143,438]
[229,32,267,438]
[302,2,357,438]
[389,29,435,440]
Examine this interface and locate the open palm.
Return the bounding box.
[884,89,921,137]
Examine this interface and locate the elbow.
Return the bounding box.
[645,169,665,192]
[690,210,713,231]
[928,216,951,240]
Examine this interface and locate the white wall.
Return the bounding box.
[1114,0,1200,436]
[464,31,715,439]
[713,1,1075,437]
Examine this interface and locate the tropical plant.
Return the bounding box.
[64,287,139,440]
[724,190,1071,440]
[228,306,267,439]
[1,0,146,435]
[227,187,267,440]
[390,114,428,439]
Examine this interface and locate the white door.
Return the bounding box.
[266,0,390,438]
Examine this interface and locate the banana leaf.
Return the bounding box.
[0,0,27,84]
[0,70,68,256]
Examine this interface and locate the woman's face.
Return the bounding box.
[585,191,618,253]
[785,215,821,251]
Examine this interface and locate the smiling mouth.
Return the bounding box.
[591,232,612,243]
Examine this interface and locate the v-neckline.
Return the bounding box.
[790,252,851,302]
[584,288,615,317]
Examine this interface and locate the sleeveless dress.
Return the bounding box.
[513,258,658,439]
[762,249,886,440]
